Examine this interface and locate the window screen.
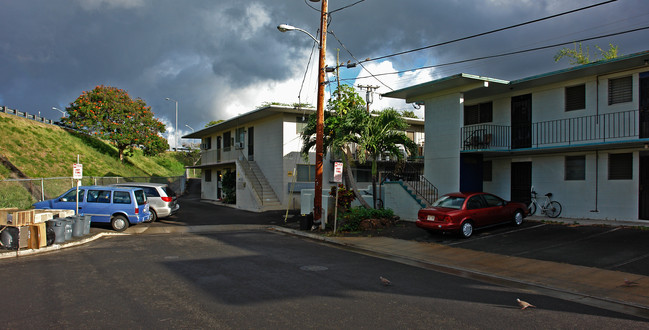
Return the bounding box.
[297,164,316,182]
[608,76,632,105]
[565,84,585,111]
[205,169,212,182]
[464,102,493,125]
[483,160,492,182]
[565,155,585,180]
[608,153,632,180]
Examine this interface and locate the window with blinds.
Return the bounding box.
[565,84,585,111]
[608,76,633,105]
[464,101,493,125]
[565,155,585,180]
[608,153,632,180]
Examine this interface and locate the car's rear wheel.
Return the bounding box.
[460,221,473,238]
[111,215,130,232]
[513,210,524,226]
[146,209,157,223]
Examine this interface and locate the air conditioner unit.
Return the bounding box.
[234,142,244,150]
[200,143,208,150]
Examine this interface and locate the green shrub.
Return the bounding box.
[339,207,394,232]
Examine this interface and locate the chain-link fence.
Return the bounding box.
[0,176,186,209]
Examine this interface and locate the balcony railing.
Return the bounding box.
[462,109,641,151]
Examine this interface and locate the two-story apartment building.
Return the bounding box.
[384,50,649,222]
[184,105,426,214]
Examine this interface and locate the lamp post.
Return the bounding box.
[52,107,67,117]
[277,0,327,228]
[165,97,178,150]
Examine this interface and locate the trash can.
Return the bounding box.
[300,213,314,230]
[72,215,91,237]
[0,226,19,250]
[81,215,91,235]
[48,218,73,243]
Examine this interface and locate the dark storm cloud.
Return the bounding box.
[0,0,648,136]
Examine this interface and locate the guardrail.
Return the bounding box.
[1,106,57,125]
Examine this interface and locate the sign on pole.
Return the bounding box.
[73,163,83,179]
[333,162,343,183]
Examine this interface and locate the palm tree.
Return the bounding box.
[355,108,419,208]
[300,95,373,209]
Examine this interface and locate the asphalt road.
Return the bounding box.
[1,230,647,328]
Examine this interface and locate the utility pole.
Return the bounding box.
[314,0,328,228]
[358,85,379,112]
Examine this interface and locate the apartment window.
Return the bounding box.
[296,164,316,182]
[203,137,212,149]
[223,131,231,151]
[565,84,585,111]
[235,127,245,144]
[483,160,492,182]
[296,116,308,134]
[608,76,633,105]
[205,169,212,182]
[608,153,632,180]
[565,155,585,180]
[464,102,493,125]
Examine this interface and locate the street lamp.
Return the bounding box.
[52,107,67,117]
[165,97,178,151]
[277,0,327,228]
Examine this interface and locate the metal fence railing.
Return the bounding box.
[0,176,186,209]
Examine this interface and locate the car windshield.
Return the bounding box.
[432,195,465,209]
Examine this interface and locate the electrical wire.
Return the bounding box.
[329,0,366,14]
[343,25,649,83]
[329,29,394,91]
[297,41,318,113]
[360,0,618,64]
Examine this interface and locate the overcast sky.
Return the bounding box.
[1,0,648,147]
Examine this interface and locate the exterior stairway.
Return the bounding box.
[238,158,281,209]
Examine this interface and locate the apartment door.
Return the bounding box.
[511,94,532,149]
[247,127,254,161]
[640,72,649,138]
[511,161,531,205]
[460,153,483,192]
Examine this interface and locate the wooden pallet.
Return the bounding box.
[0,209,35,226]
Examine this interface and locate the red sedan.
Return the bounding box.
[416,192,528,238]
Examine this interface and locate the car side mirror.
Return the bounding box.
[60,198,68,202]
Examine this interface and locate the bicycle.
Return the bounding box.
[528,188,562,218]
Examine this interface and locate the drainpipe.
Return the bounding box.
[591,76,600,213]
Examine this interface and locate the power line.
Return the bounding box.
[329,0,366,14]
[361,0,618,63]
[329,29,394,90]
[343,25,649,83]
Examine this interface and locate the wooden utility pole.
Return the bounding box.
[313,0,328,228]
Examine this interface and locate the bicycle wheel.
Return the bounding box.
[528,202,536,216]
[546,201,562,218]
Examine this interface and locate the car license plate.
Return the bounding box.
[427,215,435,221]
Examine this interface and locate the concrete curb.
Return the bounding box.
[0,231,128,259]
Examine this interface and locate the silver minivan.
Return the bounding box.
[112,183,180,222]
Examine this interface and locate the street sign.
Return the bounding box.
[333,162,343,183]
[73,163,83,179]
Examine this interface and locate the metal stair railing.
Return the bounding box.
[236,152,265,205]
[382,170,438,207]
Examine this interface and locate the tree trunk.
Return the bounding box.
[371,159,377,209]
[343,145,371,209]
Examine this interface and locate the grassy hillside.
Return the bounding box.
[0,112,190,207]
[0,112,186,178]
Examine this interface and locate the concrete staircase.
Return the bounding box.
[238,158,281,209]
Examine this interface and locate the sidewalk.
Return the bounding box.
[269,225,649,318]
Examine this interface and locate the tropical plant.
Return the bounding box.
[222,170,236,204]
[355,108,419,208]
[554,43,619,65]
[61,85,168,161]
[300,84,372,208]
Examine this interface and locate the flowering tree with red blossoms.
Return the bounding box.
[61,85,168,161]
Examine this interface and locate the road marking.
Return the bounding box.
[447,223,547,246]
[610,252,649,269]
[513,227,621,257]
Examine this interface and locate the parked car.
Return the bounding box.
[416,192,528,238]
[33,185,150,231]
[112,182,180,222]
